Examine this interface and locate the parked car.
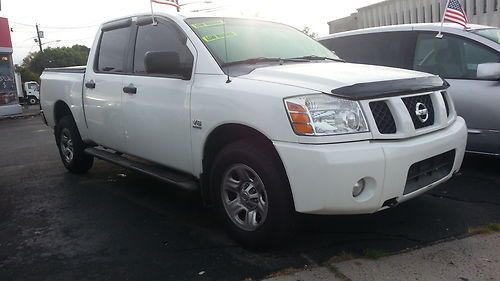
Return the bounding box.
[40,14,467,249]
[319,23,500,156]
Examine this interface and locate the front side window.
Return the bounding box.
[133,21,193,75]
[97,27,130,72]
[472,28,500,44]
[185,17,337,66]
[414,32,500,80]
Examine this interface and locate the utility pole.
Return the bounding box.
[35,23,43,53]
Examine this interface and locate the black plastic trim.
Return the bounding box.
[44,67,86,73]
[101,18,132,31]
[331,76,449,101]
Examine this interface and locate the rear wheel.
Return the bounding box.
[211,140,298,249]
[28,96,38,105]
[56,116,94,173]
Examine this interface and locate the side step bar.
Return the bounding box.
[84,147,198,191]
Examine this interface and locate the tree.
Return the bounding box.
[302,26,318,39]
[16,44,90,82]
[15,65,37,82]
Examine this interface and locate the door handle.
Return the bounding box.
[123,85,137,94]
[85,80,96,89]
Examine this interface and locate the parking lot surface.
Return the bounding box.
[1,117,499,281]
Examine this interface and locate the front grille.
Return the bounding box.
[441,92,450,117]
[404,150,455,195]
[370,101,396,134]
[402,94,435,129]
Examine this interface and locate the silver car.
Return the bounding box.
[319,23,500,156]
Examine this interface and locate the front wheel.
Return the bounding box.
[211,140,298,249]
[55,116,94,173]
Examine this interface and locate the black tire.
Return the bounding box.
[28,96,38,105]
[55,115,94,173]
[210,139,299,250]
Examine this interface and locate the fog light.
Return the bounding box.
[352,179,366,197]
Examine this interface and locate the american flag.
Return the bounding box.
[443,0,468,28]
[151,0,180,8]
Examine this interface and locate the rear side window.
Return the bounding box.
[133,22,193,74]
[97,27,130,72]
[322,32,416,69]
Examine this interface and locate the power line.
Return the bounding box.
[10,20,98,30]
[40,24,99,30]
[10,21,35,27]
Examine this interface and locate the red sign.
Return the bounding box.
[0,17,13,49]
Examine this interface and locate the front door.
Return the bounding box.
[121,18,195,173]
[413,32,500,154]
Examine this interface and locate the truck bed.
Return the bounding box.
[40,66,88,139]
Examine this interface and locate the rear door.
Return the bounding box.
[84,20,133,152]
[121,17,195,173]
[413,32,500,154]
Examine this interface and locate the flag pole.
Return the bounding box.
[436,0,451,38]
[150,0,157,25]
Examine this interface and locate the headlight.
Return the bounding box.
[284,94,369,136]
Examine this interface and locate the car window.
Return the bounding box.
[472,28,500,44]
[97,27,130,73]
[186,17,337,65]
[322,32,416,69]
[414,33,500,80]
[133,21,193,75]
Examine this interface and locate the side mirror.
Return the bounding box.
[477,63,500,80]
[144,51,188,79]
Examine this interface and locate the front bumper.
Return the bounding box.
[274,117,467,215]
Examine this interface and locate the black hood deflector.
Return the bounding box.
[330,76,449,101]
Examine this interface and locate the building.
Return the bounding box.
[0,17,22,116]
[328,0,500,34]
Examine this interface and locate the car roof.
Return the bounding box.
[318,23,495,41]
[101,12,271,26]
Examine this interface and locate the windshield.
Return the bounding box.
[185,17,339,65]
[472,28,500,44]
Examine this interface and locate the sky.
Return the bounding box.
[0,0,383,64]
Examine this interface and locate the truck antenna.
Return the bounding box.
[223,18,231,83]
[149,0,157,26]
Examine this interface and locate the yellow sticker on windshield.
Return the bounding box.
[202,32,237,43]
[191,19,224,29]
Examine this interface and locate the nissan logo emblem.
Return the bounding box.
[415,102,429,123]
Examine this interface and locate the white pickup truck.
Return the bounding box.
[40,13,467,249]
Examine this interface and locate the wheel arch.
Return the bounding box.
[201,123,289,206]
[53,100,73,125]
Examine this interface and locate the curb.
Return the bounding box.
[0,112,41,121]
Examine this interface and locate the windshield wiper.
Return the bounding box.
[289,55,345,62]
[221,57,308,67]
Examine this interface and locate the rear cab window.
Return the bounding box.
[96,26,131,73]
[321,32,417,69]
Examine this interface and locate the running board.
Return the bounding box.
[84,147,198,191]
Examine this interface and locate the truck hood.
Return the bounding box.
[238,62,447,100]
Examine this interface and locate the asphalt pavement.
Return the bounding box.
[1,117,499,281]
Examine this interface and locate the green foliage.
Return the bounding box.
[302,26,318,39]
[15,65,38,83]
[363,248,388,260]
[16,44,90,82]
[469,223,500,235]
